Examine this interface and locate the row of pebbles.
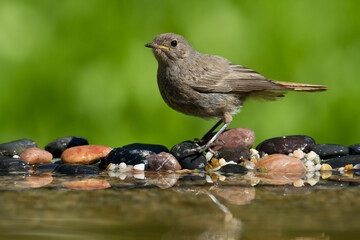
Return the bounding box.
[0,129,359,186]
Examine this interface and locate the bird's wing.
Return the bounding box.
[190,63,290,93]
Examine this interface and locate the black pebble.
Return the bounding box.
[322,155,360,168]
[35,163,60,173]
[0,139,37,157]
[310,144,349,159]
[0,157,30,172]
[45,136,89,158]
[349,144,360,155]
[54,164,101,175]
[122,143,169,153]
[256,135,315,154]
[170,141,207,170]
[218,147,250,163]
[100,147,150,169]
[219,164,248,174]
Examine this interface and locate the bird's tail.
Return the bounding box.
[273,81,328,92]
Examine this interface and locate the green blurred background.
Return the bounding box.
[0,0,359,149]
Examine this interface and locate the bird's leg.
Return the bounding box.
[201,119,223,141]
[187,113,232,154]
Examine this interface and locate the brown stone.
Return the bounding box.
[210,128,255,151]
[20,148,53,164]
[146,152,182,171]
[61,145,112,165]
[255,154,306,185]
[212,186,256,205]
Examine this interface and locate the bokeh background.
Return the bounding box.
[0,0,359,149]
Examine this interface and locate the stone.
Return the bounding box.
[63,178,111,190]
[256,154,307,173]
[218,164,248,174]
[206,128,255,151]
[217,147,251,163]
[349,144,360,155]
[0,139,37,157]
[23,174,53,188]
[322,155,360,169]
[20,148,53,164]
[146,152,182,171]
[45,136,89,158]
[170,141,208,170]
[35,163,59,173]
[309,144,349,159]
[122,143,169,153]
[54,164,102,175]
[100,147,150,169]
[256,135,315,154]
[0,157,30,172]
[61,145,112,165]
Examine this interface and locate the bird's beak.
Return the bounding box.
[145,42,169,50]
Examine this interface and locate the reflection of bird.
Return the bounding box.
[145,33,327,152]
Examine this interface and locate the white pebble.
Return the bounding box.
[354,164,360,169]
[306,171,314,179]
[243,160,255,169]
[313,155,321,165]
[119,162,127,169]
[338,167,345,174]
[250,149,258,155]
[134,163,145,171]
[307,165,316,172]
[314,164,322,171]
[107,163,116,171]
[205,152,214,161]
[305,151,317,161]
[305,160,315,167]
[206,175,213,183]
[307,177,318,186]
[219,158,227,166]
[293,149,305,159]
[12,155,20,159]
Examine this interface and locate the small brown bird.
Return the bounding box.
[145,33,327,153]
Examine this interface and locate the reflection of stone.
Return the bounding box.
[23,174,53,188]
[146,172,180,189]
[257,172,306,185]
[211,186,255,205]
[63,178,111,190]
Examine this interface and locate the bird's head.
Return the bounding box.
[145,33,195,65]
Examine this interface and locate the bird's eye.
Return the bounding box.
[171,40,178,47]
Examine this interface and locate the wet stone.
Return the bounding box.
[61,145,112,165]
[0,139,37,157]
[310,144,349,159]
[170,141,207,170]
[256,154,307,173]
[146,152,182,171]
[122,143,169,154]
[100,147,150,169]
[45,136,89,158]
[35,163,59,173]
[208,128,255,151]
[0,157,30,172]
[322,155,360,169]
[20,148,53,164]
[54,164,101,175]
[217,147,251,163]
[218,164,248,174]
[256,135,315,154]
[349,144,360,155]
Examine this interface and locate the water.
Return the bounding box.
[0,171,359,240]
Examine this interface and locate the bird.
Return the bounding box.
[145,33,327,153]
